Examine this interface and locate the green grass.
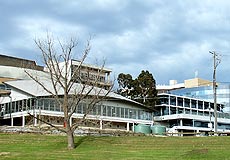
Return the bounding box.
[0,133,230,160]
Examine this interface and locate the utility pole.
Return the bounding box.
[209,51,221,134]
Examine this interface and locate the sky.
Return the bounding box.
[1,0,230,85]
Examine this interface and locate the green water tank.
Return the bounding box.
[134,124,151,134]
[151,125,166,135]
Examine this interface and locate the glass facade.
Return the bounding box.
[1,98,152,121]
[155,94,230,130]
[170,82,230,113]
[155,94,225,118]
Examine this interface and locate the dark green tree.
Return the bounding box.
[117,70,157,109]
[117,73,133,97]
[133,70,157,108]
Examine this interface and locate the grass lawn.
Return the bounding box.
[0,133,230,160]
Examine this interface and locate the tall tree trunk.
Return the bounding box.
[66,121,75,149]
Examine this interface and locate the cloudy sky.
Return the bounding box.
[1,0,230,85]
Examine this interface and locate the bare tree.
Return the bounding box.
[25,34,113,149]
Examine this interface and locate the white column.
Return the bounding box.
[22,115,25,127]
[34,112,37,126]
[11,117,13,126]
[127,122,130,131]
[180,119,183,126]
[100,120,103,130]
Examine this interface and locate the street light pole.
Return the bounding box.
[210,51,221,134]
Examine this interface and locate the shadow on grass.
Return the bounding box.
[75,136,89,148]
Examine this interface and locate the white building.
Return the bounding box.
[0,54,152,131]
[154,93,230,135]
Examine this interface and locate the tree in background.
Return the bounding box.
[117,70,157,109]
[117,73,133,98]
[25,34,113,149]
[133,70,157,108]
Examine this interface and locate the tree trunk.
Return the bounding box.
[66,119,75,149]
[67,129,75,149]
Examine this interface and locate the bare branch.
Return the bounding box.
[27,112,66,133]
[26,33,113,149]
[67,37,91,91]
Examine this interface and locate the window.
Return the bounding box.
[116,107,120,117]
[170,96,176,105]
[204,102,209,110]
[204,111,209,116]
[185,109,190,114]
[177,97,183,107]
[77,104,82,114]
[82,104,87,114]
[170,107,176,114]
[138,110,141,119]
[192,110,197,115]
[18,100,22,111]
[92,105,97,115]
[12,102,16,113]
[111,107,116,117]
[131,109,137,119]
[146,112,152,120]
[23,99,27,110]
[107,106,111,116]
[5,103,9,114]
[184,99,190,108]
[210,103,214,110]
[162,106,169,115]
[50,100,55,111]
[55,103,60,112]
[102,105,106,116]
[198,111,203,116]
[97,105,101,115]
[191,100,196,108]
[44,99,49,110]
[158,96,169,105]
[139,110,145,120]
[121,108,124,118]
[178,108,184,114]
[198,101,203,109]
[125,108,129,118]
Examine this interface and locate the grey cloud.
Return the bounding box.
[1,0,230,84]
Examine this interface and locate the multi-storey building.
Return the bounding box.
[157,78,230,112]
[170,83,230,113]
[0,54,152,131]
[156,78,230,134]
[2,54,230,135]
[154,93,230,134]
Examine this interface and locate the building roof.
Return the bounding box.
[0,54,43,71]
[4,79,147,108]
[157,77,213,92]
[0,65,50,81]
[184,78,212,88]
